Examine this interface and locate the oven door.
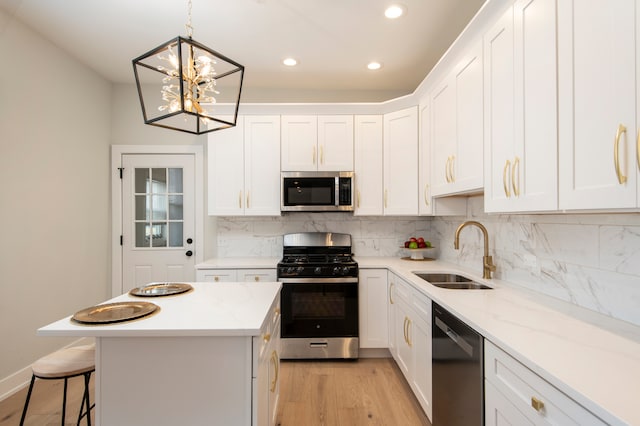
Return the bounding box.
[279,277,358,338]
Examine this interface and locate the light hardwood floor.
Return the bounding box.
[0,358,429,426]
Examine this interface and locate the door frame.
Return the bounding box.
[111,145,204,297]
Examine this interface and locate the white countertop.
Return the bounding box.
[356,256,640,426]
[38,282,281,338]
[195,257,280,269]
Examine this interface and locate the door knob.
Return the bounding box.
[185,250,193,257]
[186,238,193,244]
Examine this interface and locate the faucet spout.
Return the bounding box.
[454,221,496,279]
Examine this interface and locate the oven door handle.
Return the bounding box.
[278,277,358,284]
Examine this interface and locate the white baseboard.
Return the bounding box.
[0,337,94,402]
[358,348,392,358]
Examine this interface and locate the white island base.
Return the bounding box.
[39,282,282,426]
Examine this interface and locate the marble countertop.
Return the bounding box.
[38,282,281,338]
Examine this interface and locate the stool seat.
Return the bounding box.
[32,344,95,379]
[20,344,95,426]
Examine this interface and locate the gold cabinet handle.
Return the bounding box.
[320,145,324,165]
[246,191,250,209]
[312,145,317,165]
[270,350,279,393]
[423,184,430,206]
[531,396,545,412]
[637,130,640,172]
[512,156,520,197]
[614,124,628,184]
[384,189,388,208]
[403,317,408,344]
[254,275,260,282]
[214,276,220,282]
[407,318,412,347]
[389,282,395,304]
[357,189,361,208]
[263,333,271,343]
[238,191,243,208]
[450,155,456,183]
[445,157,451,183]
[503,160,511,198]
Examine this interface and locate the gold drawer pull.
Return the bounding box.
[214,276,220,282]
[389,282,395,304]
[254,276,260,282]
[445,157,452,183]
[423,184,430,206]
[614,124,628,184]
[450,155,456,182]
[512,156,520,197]
[357,189,361,208]
[263,333,271,343]
[270,350,279,392]
[531,396,545,412]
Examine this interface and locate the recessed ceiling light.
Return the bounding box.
[368,62,382,70]
[385,4,406,19]
[283,58,297,66]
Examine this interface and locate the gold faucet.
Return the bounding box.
[454,221,496,279]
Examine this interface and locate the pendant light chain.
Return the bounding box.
[186,0,193,38]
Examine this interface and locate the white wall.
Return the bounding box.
[0,9,111,390]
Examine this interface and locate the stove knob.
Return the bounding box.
[332,266,341,275]
[286,267,295,274]
[342,266,350,275]
[297,266,305,273]
[314,267,322,275]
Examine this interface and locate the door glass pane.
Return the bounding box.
[151,195,167,220]
[151,223,167,247]
[152,168,167,191]
[135,223,148,247]
[135,168,149,193]
[135,195,150,221]
[169,223,183,247]
[169,168,183,193]
[168,195,183,220]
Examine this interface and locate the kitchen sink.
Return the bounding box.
[413,273,493,290]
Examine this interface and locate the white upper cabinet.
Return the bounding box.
[418,100,433,215]
[484,0,558,213]
[208,116,281,216]
[281,115,354,171]
[431,42,484,197]
[383,107,419,215]
[354,115,384,216]
[558,0,638,210]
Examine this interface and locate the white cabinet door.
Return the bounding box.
[281,116,318,171]
[411,310,432,422]
[558,0,637,210]
[358,269,389,348]
[244,116,281,216]
[454,43,484,193]
[431,44,484,197]
[354,115,384,215]
[387,272,398,359]
[485,380,534,426]
[208,116,245,215]
[418,100,433,215]
[318,115,354,171]
[383,107,419,215]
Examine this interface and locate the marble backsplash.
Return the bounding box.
[212,213,430,258]
[212,198,640,328]
[431,196,640,327]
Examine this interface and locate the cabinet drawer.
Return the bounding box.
[238,269,277,283]
[485,341,606,425]
[195,269,237,282]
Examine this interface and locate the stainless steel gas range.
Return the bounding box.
[277,232,359,359]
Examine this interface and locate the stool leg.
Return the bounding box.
[19,375,36,426]
[77,371,93,426]
[61,377,68,426]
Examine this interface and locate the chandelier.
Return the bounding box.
[132,0,244,135]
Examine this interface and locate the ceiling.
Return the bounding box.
[0,0,486,102]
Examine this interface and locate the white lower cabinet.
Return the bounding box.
[253,297,281,426]
[196,268,276,283]
[358,269,389,348]
[485,340,606,425]
[388,272,433,421]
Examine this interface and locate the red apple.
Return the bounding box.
[409,237,417,242]
[418,241,427,248]
[417,237,425,243]
[404,241,410,248]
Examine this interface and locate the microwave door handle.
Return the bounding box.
[335,176,339,206]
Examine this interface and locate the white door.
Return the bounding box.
[121,154,196,293]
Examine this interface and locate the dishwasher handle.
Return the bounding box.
[435,316,474,358]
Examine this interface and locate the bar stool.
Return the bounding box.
[20,344,95,426]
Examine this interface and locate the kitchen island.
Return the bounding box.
[39,282,282,426]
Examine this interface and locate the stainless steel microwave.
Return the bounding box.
[281,171,354,212]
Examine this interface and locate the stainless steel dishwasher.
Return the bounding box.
[432,302,484,426]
